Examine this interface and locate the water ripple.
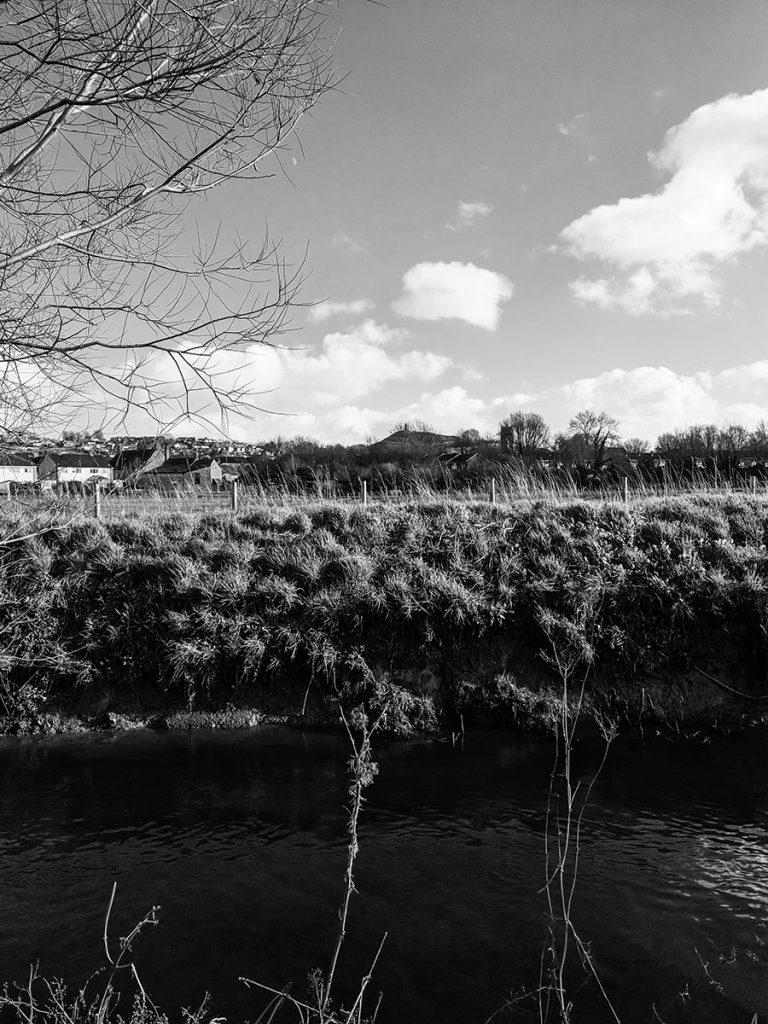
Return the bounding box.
[1,728,767,1024]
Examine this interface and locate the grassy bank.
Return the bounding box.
[1,494,768,735]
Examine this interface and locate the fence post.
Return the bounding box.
[489,477,496,504]
[93,482,101,520]
[623,477,629,503]
[752,476,758,495]
[230,477,239,513]
[362,479,368,505]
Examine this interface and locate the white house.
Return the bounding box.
[0,453,37,490]
[37,452,114,485]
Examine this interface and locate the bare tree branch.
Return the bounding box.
[0,0,342,434]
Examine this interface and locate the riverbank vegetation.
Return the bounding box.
[2,492,768,735]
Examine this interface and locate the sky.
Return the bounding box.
[124,0,768,445]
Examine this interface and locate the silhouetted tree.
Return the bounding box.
[457,428,482,444]
[393,419,435,434]
[568,410,620,470]
[499,411,550,463]
[623,437,649,457]
[456,427,482,455]
[749,421,768,462]
[716,424,750,475]
[658,424,719,474]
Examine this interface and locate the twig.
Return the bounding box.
[320,705,378,1017]
[343,932,387,1024]
[692,665,768,702]
[102,882,117,966]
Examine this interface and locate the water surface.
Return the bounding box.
[0,727,766,1024]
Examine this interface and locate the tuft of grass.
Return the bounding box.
[2,492,768,730]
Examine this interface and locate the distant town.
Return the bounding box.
[0,430,274,491]
[1,412,768,493]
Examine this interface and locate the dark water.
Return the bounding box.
[0,727,767,1024]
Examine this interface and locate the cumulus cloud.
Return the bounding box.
[308,298,373,323]
[392,261,514,330]
[562,88,768,314]
[128,320,454,437]
[384,387,536,435]
[559,366,717,437]
[271,319,452,407]
[445,200,493,231]
[556,360,768,440]
[717,358,768,389]
[570,268,666,316]
[303,388,539,442]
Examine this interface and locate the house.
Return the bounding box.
[37,452,114,486]
[0,452,37,491]
[140,456,222,490]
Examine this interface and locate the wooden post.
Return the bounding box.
[752,475,758,495]
[362,479,368,505]
[489,477,496,504]
[230,478,239,512]
[623,477,629,503]
[93,482,101,520]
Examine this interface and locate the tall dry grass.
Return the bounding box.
[3,460,767,533]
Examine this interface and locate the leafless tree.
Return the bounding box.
[0,0,342,436]
[622,437,649,457]
[393,419,435,434]
[499,411,549,462]
[655,431,683,462]
[454,427,481,454]
[567,409,620,470]
[717,423,750,472]
[657,424,720,470]
[748,420,768,462]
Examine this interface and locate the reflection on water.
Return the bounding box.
[0,727,766,1024]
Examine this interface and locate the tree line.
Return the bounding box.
[499,410,768,479]
[241,410,768,492]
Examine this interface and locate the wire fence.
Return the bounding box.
[2,470,768,526]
